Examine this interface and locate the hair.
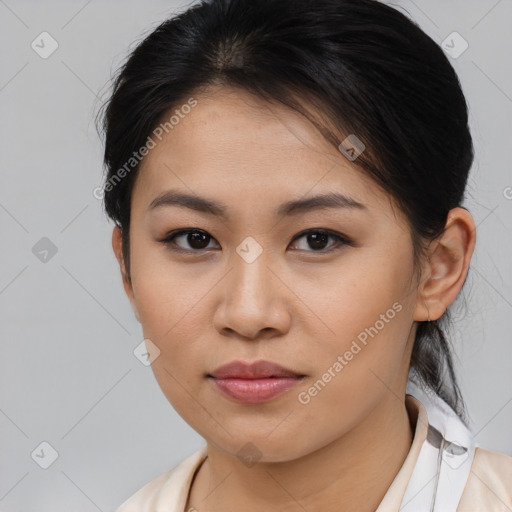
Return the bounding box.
[96,0,474,426]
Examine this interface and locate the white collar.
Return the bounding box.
[398,370,476,511]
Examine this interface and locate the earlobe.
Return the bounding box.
[414,207,476,322]
[112,225,141,322]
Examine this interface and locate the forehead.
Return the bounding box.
[132,86,394,219]
[146,86,341,168]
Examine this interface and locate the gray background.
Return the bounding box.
[1,1,511,510]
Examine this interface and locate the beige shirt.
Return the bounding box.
[116,394,512,511]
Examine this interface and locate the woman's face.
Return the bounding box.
[117,86,425,462]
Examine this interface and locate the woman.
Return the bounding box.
[97,0,512,510]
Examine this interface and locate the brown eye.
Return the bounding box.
[160,229,219,251]
[290,229,351,252]
[306,231,329,250]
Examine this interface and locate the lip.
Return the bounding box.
[207,360,306,404]
[209,359,304,379]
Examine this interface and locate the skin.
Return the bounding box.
[112,86,476,512]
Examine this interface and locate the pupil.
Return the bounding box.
[189,230,209,249]
[309,232,328,250]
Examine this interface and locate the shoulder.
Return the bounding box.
[458,446,512,511]
[115,469,175,512]
[115,446,208,512]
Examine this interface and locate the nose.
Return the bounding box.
[212,246,292,341]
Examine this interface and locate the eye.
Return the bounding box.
[158,229,219,252]
[289,229,351,253]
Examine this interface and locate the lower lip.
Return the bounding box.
[209,376,304,404]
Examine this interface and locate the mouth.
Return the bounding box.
[207,359,306,404]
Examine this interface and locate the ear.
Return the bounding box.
[414,207,476,321]
[112,225,140,322]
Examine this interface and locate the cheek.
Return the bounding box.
[301,248,413,345]
[131,260,210,417]
[292,272,414,441]
[129,235,208,336]
[134,275,207,364]
[295,247,416,400]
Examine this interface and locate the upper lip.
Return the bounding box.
[208,360,305,379]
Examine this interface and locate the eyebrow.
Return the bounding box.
[148,189,366,218]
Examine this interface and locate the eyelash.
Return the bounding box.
[158,228,353,254]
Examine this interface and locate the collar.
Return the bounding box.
[397,370,476,511]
